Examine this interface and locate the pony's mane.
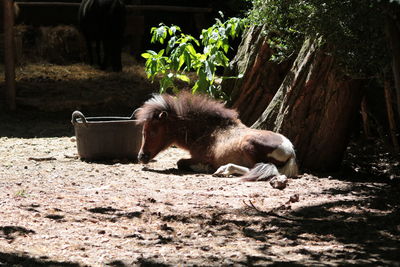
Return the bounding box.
[135,91,238,123]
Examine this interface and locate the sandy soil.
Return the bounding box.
[0,129,399,266]
[0,61,399,266]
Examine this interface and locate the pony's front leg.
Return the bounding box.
[213,163,250,177]
[177,158,213,173]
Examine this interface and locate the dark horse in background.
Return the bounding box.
[78,0,126,72]
[135,92,299,183]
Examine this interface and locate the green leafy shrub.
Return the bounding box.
[246,0,390,77]
[141,14,247,99]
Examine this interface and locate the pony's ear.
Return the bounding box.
[159,111,168,120]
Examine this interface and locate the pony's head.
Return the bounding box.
[135,94,175,163]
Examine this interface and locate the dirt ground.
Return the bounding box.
[1,59,400,266]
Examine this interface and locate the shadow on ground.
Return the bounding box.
[0,252,81,267]
[0,61,158,138]
[258,181,400,265]
[0,108,73,138]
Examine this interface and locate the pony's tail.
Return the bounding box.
[241,156,299,182]
[279,156,299,178]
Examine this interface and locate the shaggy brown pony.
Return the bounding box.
[135,92,298,181]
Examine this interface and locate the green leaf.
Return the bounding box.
[222,43,230,54]
[204,60,214,81]
[214,51,229,67]
[194,69,211,94]
[150,61,157,77]
[178,54,185,70]
[176,74,191,83]
[186,44,197,56]
[166,36,177,54]
[169,25,181,36]
[183,50,192,70]
[157,27,167,44]
[157,49,165,57]
[159,76,174,93]
[141,52,152,59]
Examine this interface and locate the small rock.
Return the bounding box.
[288,194,300,203]
[269,175,288,190]
[147,198,156,203]
[159,223,174,232]
[200,245,211,251]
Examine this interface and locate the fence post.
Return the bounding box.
[3,0,16,111]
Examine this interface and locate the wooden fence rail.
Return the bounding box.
[17,2,213,13]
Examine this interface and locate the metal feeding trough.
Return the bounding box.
[71,110,142,161]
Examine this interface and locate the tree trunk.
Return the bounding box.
[383,79,399,152]
[385,12,400,121]
[222,25,293,125]
[252,39,362,171]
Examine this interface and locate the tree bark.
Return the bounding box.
[383,79,399,152]
[360,96,371,138]
[222,25,293,125]
[385,12,400,121]
[253,39,362,171]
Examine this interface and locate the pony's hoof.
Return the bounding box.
[213,166,230,177]
[213,163,249,177]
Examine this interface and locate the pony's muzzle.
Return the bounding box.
[138,152,150,164]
